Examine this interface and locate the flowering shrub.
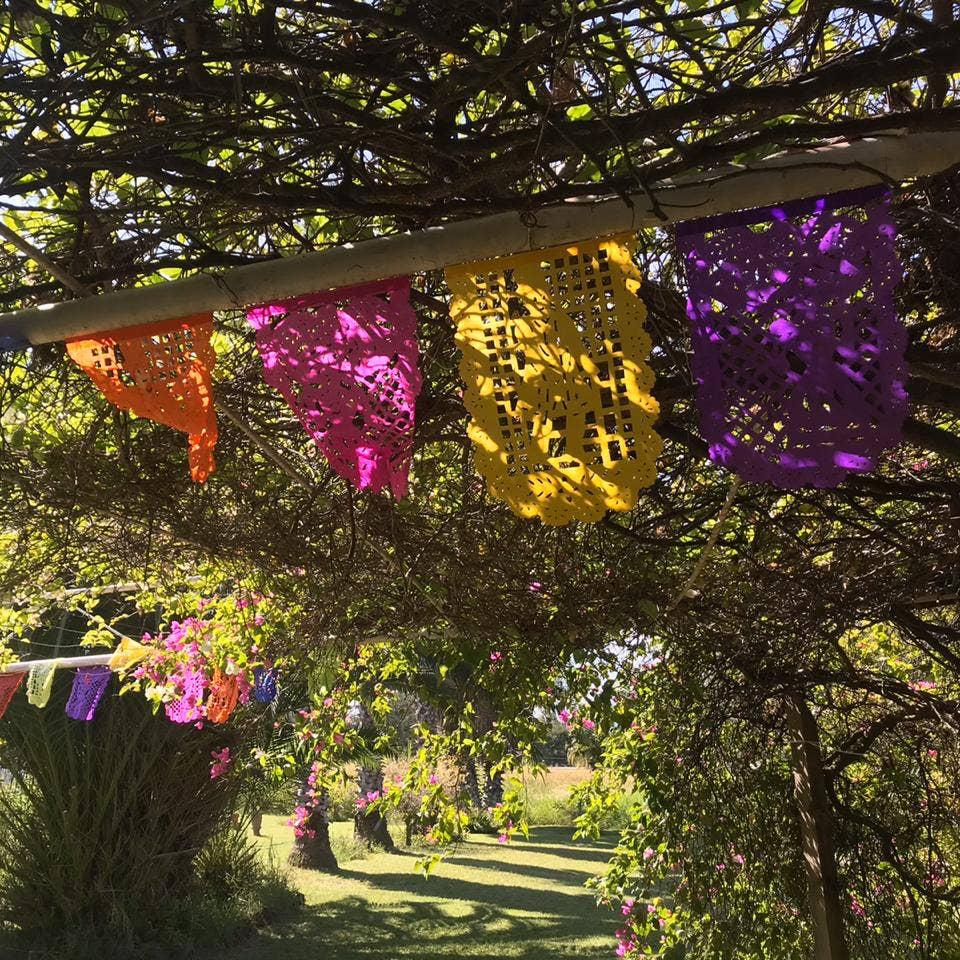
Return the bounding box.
[123,592,277,727]
[210,746,232,780]
[267,639,551,874]
[287,762,323,839]
[355,789,382,812]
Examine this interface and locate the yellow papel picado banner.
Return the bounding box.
[446,234,662,525]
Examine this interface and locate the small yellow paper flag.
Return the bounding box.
[27,662,57,709]
[445,234,662,525]
[108,637,150,673]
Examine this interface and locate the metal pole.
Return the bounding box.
[1,129,958,346]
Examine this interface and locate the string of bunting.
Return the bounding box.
[0,639,278,725]
[5,188,911,519]
[0,673,24,721]
[205,668,240,725]
[64,665,112,722]
[26,661,56,708]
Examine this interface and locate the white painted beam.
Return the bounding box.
[1,653,113,674]
[2,128,959,346]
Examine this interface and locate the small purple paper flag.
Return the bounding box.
[65,666,111,722]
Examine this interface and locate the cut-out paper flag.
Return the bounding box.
[0,672,24,720]
[27,661,57,708]
[1,334,30,353]
[677,186,907,488]
[253,666,278,704]
[206,668,239,724]
[445,235,662,525]
[248,278,421,498]
[66,314,218,482]
[108,637,150,672]
[65,665,111,721]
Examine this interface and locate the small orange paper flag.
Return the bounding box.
[206,668,239,724]
[67,314,218,482]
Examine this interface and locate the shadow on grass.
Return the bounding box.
[338,865,594,917]
[242,892,616,960]
[444,856,600,884]
[231,827,619,960]
[506,838,617,862]
[516,826,616,846]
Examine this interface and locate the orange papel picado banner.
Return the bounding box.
[206,668,239,724]
[66,314,218,482]
[445,235,662,525]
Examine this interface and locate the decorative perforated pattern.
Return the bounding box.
[66,315,218,482]
[446,235,661,525]
[248,278,421,498]
[26,662,57,708]
[678,194,907,488]
[206,668,239,724]
[165,664,205,724]
[65,665,111,721]
[0,672,24,720]
[253,667,278,704]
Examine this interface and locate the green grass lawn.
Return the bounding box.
[232,816,619,960]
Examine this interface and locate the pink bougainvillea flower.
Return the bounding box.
[210,746,232,780]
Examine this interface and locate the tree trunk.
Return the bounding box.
[786,695,849,960]
[355,763,395,850]
[288,785,338,871]
[482,761,504,808]
[462,756,484,808]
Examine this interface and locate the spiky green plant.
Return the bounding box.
[0,672,247,946]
